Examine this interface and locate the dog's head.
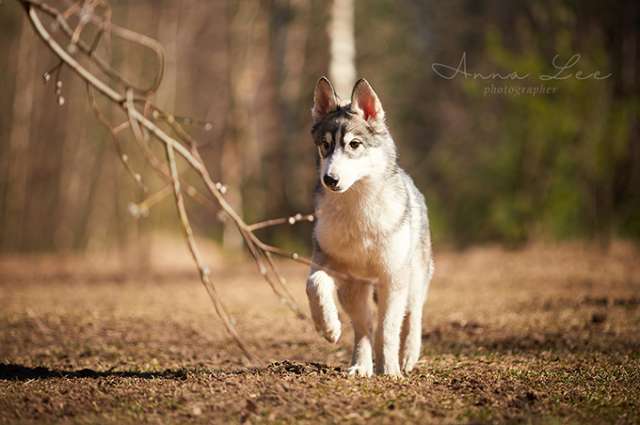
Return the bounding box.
[311,77,395,193]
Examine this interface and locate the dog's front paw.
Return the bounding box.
[307,270,342,343]
[324,321,342,343]
[308,288,342,343]
[318,313,341,343]
[379,369,403,379]
[347,363,373,377]
[375,362,403,378]
[308,292,341,343]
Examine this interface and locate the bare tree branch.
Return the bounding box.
[17,0,374,361]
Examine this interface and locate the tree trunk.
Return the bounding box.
[329,0,356,99]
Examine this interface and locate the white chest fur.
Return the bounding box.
[314,182,411,278]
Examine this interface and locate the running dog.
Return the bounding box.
[306,77,434,377]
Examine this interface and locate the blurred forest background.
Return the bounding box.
[0,0,639,264]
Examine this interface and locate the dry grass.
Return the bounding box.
[1,241,639,424]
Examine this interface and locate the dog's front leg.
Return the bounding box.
[374,274,409,376]
[306,265,341,344]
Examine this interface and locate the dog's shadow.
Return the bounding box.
[0,360,340,382]
[0,363,189,381]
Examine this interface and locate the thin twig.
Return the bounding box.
[248,213,315,232]
[86,84,146,192]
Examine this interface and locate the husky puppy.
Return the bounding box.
[306,77,434,377]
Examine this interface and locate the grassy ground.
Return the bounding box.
[1,242,639,424]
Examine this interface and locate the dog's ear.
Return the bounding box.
[351,79,384,124]
[312,77,338,123]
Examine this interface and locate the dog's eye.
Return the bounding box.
[349,140,362,150]
[319,140,330,155]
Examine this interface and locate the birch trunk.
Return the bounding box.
[329,0,356,99]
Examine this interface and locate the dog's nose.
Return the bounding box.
[323,174,339,189]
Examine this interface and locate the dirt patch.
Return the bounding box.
[1,243,639,424]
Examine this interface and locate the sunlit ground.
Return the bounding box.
[1,241,639,424]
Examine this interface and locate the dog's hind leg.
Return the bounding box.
[338,281,374,377]
[400,294,425,373]
[400,260,432,373]
[306,268,342,343]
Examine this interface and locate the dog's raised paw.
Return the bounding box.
[321,319,341,343]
